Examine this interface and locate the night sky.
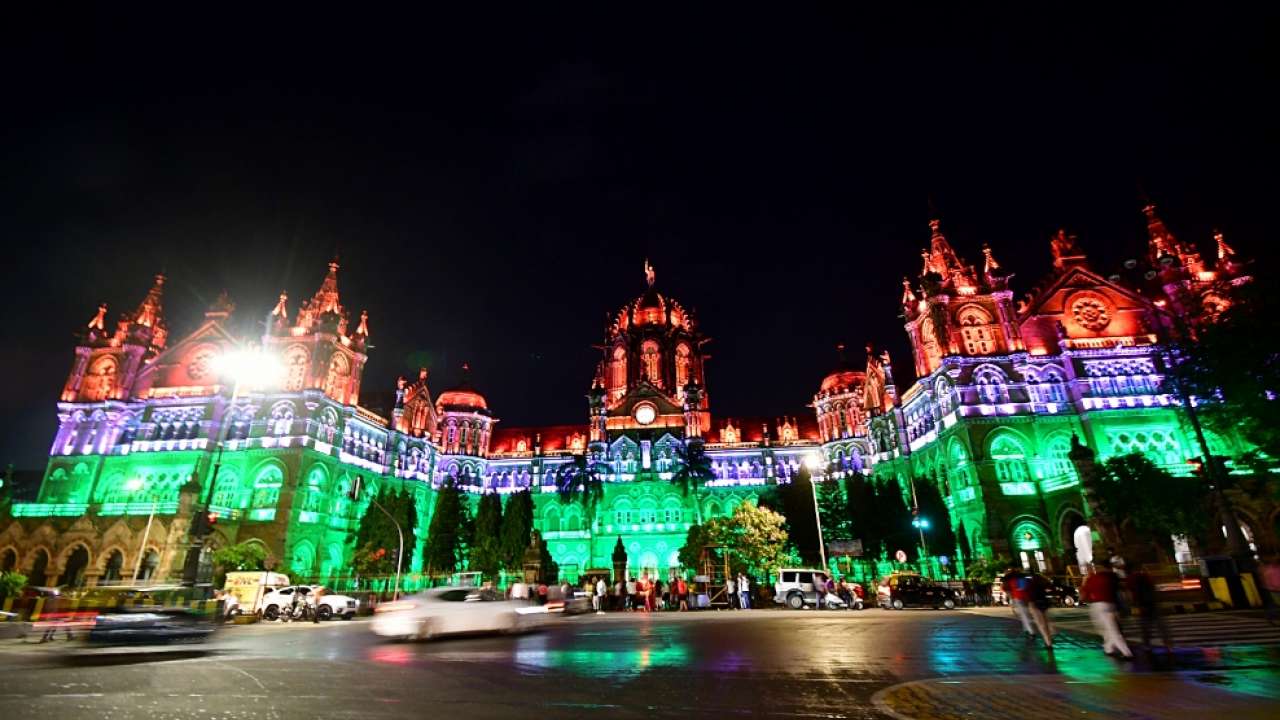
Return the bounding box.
[2,7,1274,470]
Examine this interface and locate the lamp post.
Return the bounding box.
[804,454,828,572]
[907,476,930,565]
[127,477,158,584]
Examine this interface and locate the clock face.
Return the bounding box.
[633,403,657,426]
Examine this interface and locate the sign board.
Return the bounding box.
[828,540,864,557]
[895,549,908,563]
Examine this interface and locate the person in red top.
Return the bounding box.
[1000,567,1035,638]
[676,577,689,611]
[1081,560,1132,658]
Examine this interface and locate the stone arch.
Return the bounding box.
[972,364,1009,404]
[26,547,52,584]
[248,459,287,513]
[0,546,18,572]
[135,547,162,581]
[289,540,317,580]
[100,547,127,584]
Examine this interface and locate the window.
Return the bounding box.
[251,465,284,516]
[991,434,1030,483]
[610,346,627,398]
[83,356,118,401]
[974,367,1008,404]
[324,353,351,402]
[675,343,692,393]
[283,346,309,392]
[641,341,662,387]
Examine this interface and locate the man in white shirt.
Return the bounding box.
[726,576,737,609]
[595,578,607,614]
[738,573,751,609]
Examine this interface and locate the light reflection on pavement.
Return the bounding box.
[0,610,1276,719]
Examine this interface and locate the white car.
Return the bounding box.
[371,587,547,641]
[261,585,359,620]
[773,568,851,610]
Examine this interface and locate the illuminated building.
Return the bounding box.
[865,209,1264,573]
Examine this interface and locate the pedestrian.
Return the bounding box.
[311,587,324,624]
[1107,547,1130,617]
[677,577,689,611]
[814,573,828,609]
[1025,573,1055,649]
[725,575,737,609]
[595,576,607,614]
[738,573,751,609]
[1259,556,1280,625]
[615,579,626,611]
[1081,560,1133,659]
[1128,567,1172,653]
[1001,567,1034,639]
[625,577,636,611]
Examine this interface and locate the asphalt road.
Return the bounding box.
[1,609,1277,719]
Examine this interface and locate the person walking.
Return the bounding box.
[1081,560,1133,659]
[1128,567,1172,653]
[1001,567,1035,639]
[1025,573,1055,649]
[738,573,751,609]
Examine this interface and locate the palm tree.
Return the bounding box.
[557,452,608,524]
[670,437,715,525]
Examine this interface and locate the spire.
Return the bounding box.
[644,258,655,287]
[982,243,1001,275]
[1214,230,1236,266]
[295,259,347,333]
[132,273,166,329]
[271,291,288,320]
[87,303,107,331]
[313,259,342,315]
[901,277,917,305]
[1144,204,1201,271]
[355,309,369,337]
[922,218,974,287]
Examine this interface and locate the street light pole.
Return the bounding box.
[128,479,157,584]
[367,495,404,600]
[809,473,827,573]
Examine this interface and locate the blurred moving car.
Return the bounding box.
[371,587,546,641]
[991,574,1079,607]
[876,573,957,610]
[85,608,218,647]
[261,585,359,620]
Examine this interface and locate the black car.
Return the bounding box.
[877,573,958,610]
[86,607,218,647]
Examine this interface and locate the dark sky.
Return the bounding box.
[2,7,1275,470]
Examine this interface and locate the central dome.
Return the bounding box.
[435,363,489,413]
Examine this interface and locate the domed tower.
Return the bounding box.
[435,364,496,457]
[813,344,868,442]
[595,261,710,437]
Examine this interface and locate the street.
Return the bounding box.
[1,609,1277,719]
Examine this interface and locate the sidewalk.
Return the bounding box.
[873,672,1280,720]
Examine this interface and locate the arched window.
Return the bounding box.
[918,317,943,370]
[641,340,662,387]
[283,346,309,392]
[269,403,294,436]
[301,466,327,514]
[324,353,351,402]
[935,377,955,416]
[210,471,242,510]
[614,499,633,526]
[973,367,1008,404]
[544,506,561,533]
[1044,434,1077,484]
[1,548,17,572]
[102,550,124,583]
[675,343,692,393]
[251,465,284,514]
[610,346,627,398]
[990,434,1030,484]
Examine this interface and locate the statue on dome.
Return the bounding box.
[644,259,655,287]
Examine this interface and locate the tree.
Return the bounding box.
[470,492,504,579]
[877,478,917,563]
[844,474,883,560]
[1095,453,1209,542]
[914,477,957,563]
[0,570,27,599]
[816,477,853,543]
[211,541,267,573]
[423,481,470,576]
[1168,278,1280,465]
[670,439,716,524]
[720,501,790,576]
[677,502,790,578]
[499,489,534,571]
